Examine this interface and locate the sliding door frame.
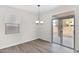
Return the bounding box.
[51,15,75,50]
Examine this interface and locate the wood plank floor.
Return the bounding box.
[0,39,78,53]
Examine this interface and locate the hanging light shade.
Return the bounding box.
[40,21,44,24]
[35,20,40,24]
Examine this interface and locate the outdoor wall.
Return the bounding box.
[0,6,37,49]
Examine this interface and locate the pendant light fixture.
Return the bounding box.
[35,5,44,24]
[35,5,40,24]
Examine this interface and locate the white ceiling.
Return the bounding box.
[9,5,59,14]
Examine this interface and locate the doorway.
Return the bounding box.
[52,15,75,49]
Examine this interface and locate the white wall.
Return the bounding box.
[0,6,37,49]
[40,5,79,51]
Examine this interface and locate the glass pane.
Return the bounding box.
[53,20,60,44]
[62,18,74,48]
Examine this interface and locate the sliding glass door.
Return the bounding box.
[62,17,74,48]
[52,19,61,44]
[52,16,74,48]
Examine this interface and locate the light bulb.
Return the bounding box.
[35,21,40,24]
[40,21,44,24]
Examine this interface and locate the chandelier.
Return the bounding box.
[35,5,44,24]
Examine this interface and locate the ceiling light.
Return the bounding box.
[35,20,40,24]
[40,21,44,24]
[35,5,44,24]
